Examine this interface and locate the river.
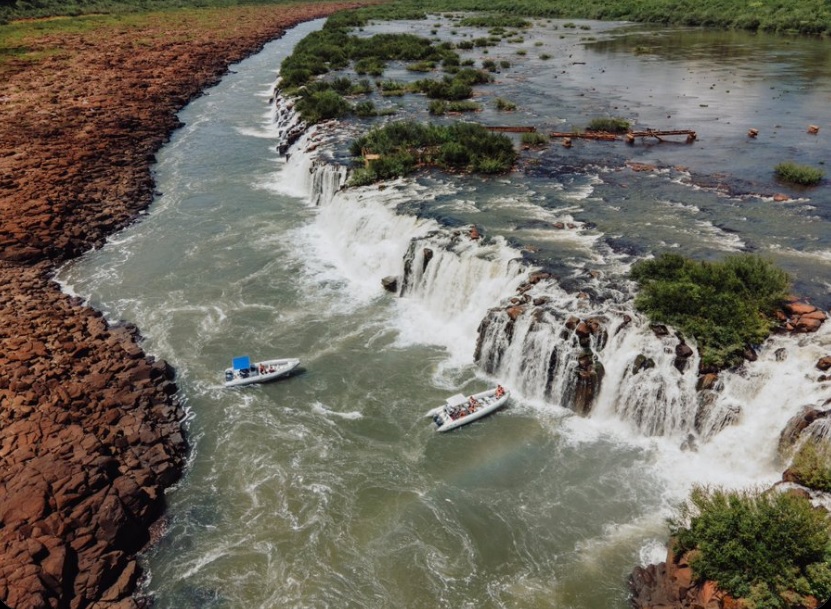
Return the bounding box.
[57,15,831,609]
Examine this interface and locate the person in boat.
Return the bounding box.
[259,364,265,375]
[468,396,479,412]
[495,384,505,398]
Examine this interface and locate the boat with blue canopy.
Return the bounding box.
[224,355,300,387]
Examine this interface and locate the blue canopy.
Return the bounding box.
[232,356,252,371]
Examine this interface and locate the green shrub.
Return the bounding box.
[354,100,377,117]
[428,100,448,115]
[587,117,630,132]
[630,253,790,368]
[349,79,373,96]
[355,57,386,76]
[482,59,498,71]
[775,162,824,186]
[495,97,517,111]
[788,442,831,492]
[670,486,831,605]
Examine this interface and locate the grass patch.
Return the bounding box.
[630,253,790,368]
[429,99,482,114]
[670,486,831,607]
[495,97,516,110]
[458,14,531,28]
[587,116,630,132]
[521,131,548,147]
[774,161,824,186]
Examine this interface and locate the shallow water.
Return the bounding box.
[57,16,831,609]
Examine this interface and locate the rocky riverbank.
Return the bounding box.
[0,4,370,608]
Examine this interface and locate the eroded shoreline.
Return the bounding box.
[0,5,369,608]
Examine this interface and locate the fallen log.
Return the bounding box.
[550,130,618,141]
[486,126,537,133]
[626,129,697,143]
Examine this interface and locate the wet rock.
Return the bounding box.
[650,324,669,337]
[381,275,398,293]
[632,354,656,375]
[778,406,831,454]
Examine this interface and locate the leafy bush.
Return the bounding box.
[495,97,517,110]
[788,442,831,492]
[670,486,831,606]
[775,162,824,186]
[630,254,790,368]
[587,117,630,132]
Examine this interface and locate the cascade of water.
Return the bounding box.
[476,269,831,446]
[272,93,831,450]
[400,230,527,317]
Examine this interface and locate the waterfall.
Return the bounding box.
[475,270,831,445]
[271,91,831,448]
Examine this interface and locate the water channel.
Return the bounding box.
[57,15,831,609]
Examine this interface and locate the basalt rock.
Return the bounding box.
[629,544,732,609]
[0,3,370,608]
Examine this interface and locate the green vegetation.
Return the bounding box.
[3,0,831,35]
[775,162,824,186]
[788,442,831,493]
[349,120,516,185]
[520,131,548,147]
[587,117,630,132]
[428,99,481,114]
[353,100,377,117]
[630,253,790,368]
[670,486,831,608]
[495,97,516,110]
[458,14,531,28]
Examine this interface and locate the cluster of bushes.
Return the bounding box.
[276,9,505,124]
[344,0,831,36]
[630,253,790,368]
[348,120,516,185]
[280,28,458,92]
[670,486,831,608]
[775,162,824,186]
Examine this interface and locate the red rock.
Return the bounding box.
[785,302,817,316]
[795,316,823,332]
